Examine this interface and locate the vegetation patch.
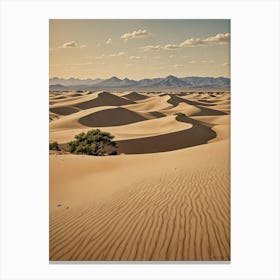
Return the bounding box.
[67,129,118,156]
[49,141,60,151]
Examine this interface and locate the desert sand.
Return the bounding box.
[49,90,230,261]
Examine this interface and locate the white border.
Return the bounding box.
[0,1,279,279]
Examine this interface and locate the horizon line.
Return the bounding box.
[49,75,230,81]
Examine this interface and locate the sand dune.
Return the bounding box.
[49,139,230,261]
[116,115,216,154]
[50,115,192,143]
[49,92,88,105]
[75,92,135,109]
[78,107,147,127]
[122,91,150,101]
[49,106,80,116]
[124,95,172,112]
[165,94,227,116]
[50,91,102,108]
[50,106,116,130]
[49,90,230,261]
[161,102,201,116]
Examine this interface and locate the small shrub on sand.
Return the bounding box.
[49,141,60,151]
[67,129,117,156]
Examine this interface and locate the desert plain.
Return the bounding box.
[49,89,230,261]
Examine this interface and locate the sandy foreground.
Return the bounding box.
[49,90,230,261]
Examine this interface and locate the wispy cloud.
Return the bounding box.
[109,52,125,57]
[95,52,125,59]
[141,45,161,52]
[162,44,181,50]
[129,56,141,60]
[173,64,184,68]
[121,29,151,41]
[188,60,198,64]
[59,41,87,49]
[105,38,112,44]
[141,33,230,51]
[223,62,230,66]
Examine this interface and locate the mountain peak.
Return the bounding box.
[108,76,122,82]
[165,75,178,79]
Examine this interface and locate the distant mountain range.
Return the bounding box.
[49,75,230,91]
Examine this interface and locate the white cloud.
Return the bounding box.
[141,45,161,52]
[59,41,78,48]
[169,55,176,58]
[204,33,230,44]
[162,44,181,50]
[180,38,205,47]
[109,52,125,57]
[140,33,230,52]
[59,41,87,48]
[173,64,184,68]
[121,29,151,40]
[188,60,198,64]
[129,56,141,60]
[105,38,112,44]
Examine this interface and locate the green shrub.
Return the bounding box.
[49,141,60,151]
[67,129,117,156]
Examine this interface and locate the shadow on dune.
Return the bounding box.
[79,107,147,127]
[69,93,83,97]
[149,111,166,118]
[165,94,227,116]
[116,115,216,154]
[197,99,217,103]
[49,106,80,115]
[75,92,135,109]
[122,92,150,101]
[51,96,66,100]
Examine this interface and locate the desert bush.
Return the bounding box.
[49,141,60,151]
[67,129,117,156]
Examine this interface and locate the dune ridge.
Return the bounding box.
[116,115,216,154]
